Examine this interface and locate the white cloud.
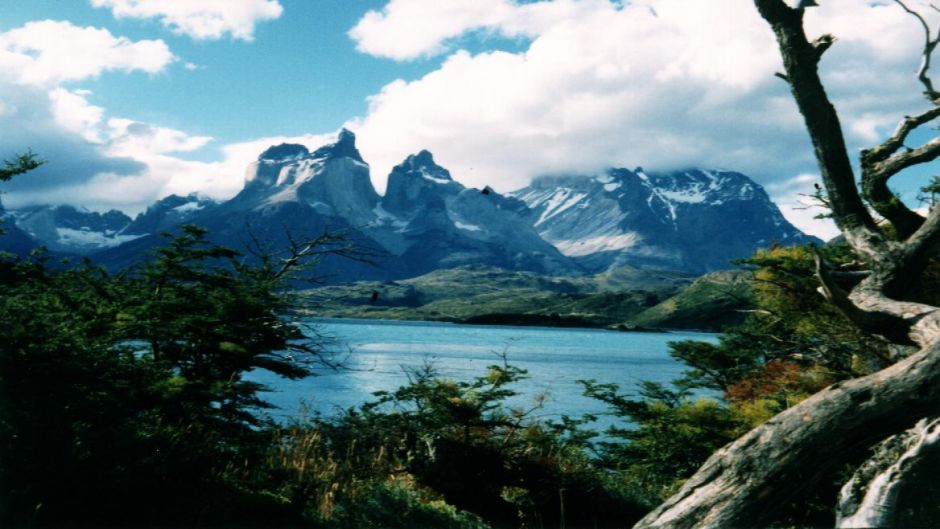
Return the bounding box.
[765,173,840,240]
[5,0,937,239]
[350,0,627,62]
[91,0,283,41]
[107,119,213,157]
[347,0,933,210]
[0,20,175,86]
[0,81,145,207]
[48,88,106,142]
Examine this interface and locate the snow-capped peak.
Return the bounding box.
[511,166,816,273]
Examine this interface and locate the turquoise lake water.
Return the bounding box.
[251,318,718,425]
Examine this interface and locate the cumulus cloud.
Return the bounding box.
[4,0,936,241]
[90,0,284,41]
[0,10,320,214]
[0,19,190,212]
[0,20,175,86]
[1,86,222,212]
[765,174,840,241]
[346,0,934,241]
[0,82,144,206]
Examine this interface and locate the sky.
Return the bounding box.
[1,0,939,240]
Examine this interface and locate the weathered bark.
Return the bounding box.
[836,417,940,528]
[752,0,940,352]
[634,1,940,527]
[633,342,940,529]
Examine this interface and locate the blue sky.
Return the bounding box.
[1,0,938,239]
[1,1,444,152]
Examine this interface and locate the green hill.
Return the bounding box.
[299,265,696,327]
[624,270,755,331]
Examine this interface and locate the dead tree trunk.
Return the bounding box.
[635,1,940,527]
[836,417,940,528]
[634,342,940,529]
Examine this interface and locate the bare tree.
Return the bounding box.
[634,1,940,527]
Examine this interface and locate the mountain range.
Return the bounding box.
[1,129,816,281]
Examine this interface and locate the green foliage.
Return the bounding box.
[918,175,940,206]
[2,153,896,528]
[0,150,43,182]
[581,380,743,503]
[259,359,648,529]
[301,265,692,327]
[0,227,325,526]
[627,270,755,331]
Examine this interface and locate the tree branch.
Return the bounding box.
[859,108,940,238]
[753,0,884,257]
[863,106,940,165]
[812,246,917,345]
[0,150,43,182]
[894,0,940,102]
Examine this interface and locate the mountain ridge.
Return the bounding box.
[5,129,817,281]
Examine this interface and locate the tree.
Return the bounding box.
[0,221,353,526]
[0,150,42,182]
[635,2,940,528]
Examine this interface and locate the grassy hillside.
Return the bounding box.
[300,265,701,328]
[624,269,755,331]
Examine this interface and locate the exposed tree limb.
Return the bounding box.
[634,341,940,529]
[836,416,940,528]
[863,107,940,165]
[854,2,940,238]
[859,108,940,238]
[633,1,940,527]
[812,247,916,345]
[894,0,940,102]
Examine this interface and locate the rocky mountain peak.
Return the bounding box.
[398,149,452,179]
[310,128,364,163]
[258,143,309,162]
[383,150,461,216]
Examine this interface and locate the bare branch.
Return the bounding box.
[858,106,940,237]
[858,136,940,240]
[863,106,940,164]
[810,34,835,62]
[812,246,916,345]
[894,0,940,101]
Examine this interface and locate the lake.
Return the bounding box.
[251,318,718,426]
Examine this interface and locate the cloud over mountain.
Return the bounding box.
[347,0,932,239]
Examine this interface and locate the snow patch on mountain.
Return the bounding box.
[56,227,143,249]
[554,233,639,256]
[454,221,482,232]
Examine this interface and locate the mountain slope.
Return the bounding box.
[11,205,138,254]
[626,269,755,331]
[376,150,576,276]
[302,264,695,326]
[93,130,579,281]
[512,168,816,273]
